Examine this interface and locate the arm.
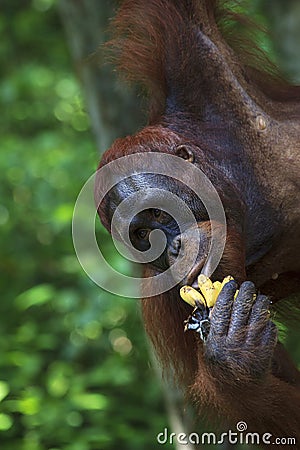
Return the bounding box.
[192,281,300,442]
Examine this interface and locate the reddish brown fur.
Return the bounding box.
[107,0,300,122]
[98,0,300,446]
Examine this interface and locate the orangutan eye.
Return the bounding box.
[136,228,150,240]
[175,145,195,162]
[152,208,162,219]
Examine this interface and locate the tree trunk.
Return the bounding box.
[58,0,144,154]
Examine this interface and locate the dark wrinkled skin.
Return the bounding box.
[205,281,277,379]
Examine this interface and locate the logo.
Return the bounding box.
[72,153,226,297]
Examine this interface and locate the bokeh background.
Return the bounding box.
[1,1,299,449]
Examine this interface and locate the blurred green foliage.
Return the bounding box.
[1,1,299,450]
[0,1,173,449]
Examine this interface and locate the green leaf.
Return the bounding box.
[15,284,55,309]
[0,381,10,402]
[71,393,109,411]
